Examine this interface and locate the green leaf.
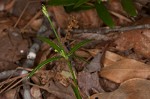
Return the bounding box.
[48,0,77,6]
[64,4,94,13]
[68,39,91,56]
[121,0,137,16]
[38,36,62,53]
[95,2,115,28]
[97,0,101,4]
[72,85,82,99]
[28,56,62,78]
[74,0,90,8]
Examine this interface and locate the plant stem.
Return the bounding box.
[42,5,61,43]
[67,60,82,99]
[46,16,61,43]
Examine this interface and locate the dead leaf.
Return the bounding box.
[100,51,150,83]
[75,50,90,58]
[115,29,150,58]
[0,28,29,62]
[0,88,18,99]
[48,81,76,99]
[90,78,150,99]
[99,77,119,92]
[84,53,102,73]
[0,60,18,72]
[48,6,103,28]
[78,71,104,98]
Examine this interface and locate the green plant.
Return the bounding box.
[27,4,91,99]
[48,0,137,28]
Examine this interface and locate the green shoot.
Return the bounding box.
[28,4,91,99]
[42,4,61,43]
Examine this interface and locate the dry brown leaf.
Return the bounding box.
[115,29,150,58]
[0,88,17,99]
[90,78,150,99]
[100,51,150,83]
[84,53,102,72]
[48,6,103,28]
[0,28,29,71]
[75,50,90,58]
[48,81,76,99]
[78,71,104,98]
[99,77,119,92]
[87,49,101,57]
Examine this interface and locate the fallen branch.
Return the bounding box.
[72,24,150,34]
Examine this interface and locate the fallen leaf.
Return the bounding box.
[100,51,150,83]
[75,50,91,58]
[78,71,104,98]
[0,88,18,99]
[48,6,103,28]
[84,53,102,72]
[99,77,119,92]
[115,29,150,58]
[90,78,150,99]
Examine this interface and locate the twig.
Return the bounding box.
[0,74,27,93]
[72,24,150,34]
[0,78,23,93]
[0,74,27,87]
[109,10,132,22]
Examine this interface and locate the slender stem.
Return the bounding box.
[67,60,82,99]
[46,16,61,43]
[42,5,61,43]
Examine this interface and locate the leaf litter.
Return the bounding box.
[0,0,150,99]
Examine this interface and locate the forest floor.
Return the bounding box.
[0,0,150,99]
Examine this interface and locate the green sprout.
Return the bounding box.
[27,4,91,99]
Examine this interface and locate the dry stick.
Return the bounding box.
[109,11,132,22]
[0,69,22,89]
[0,67,32,85]
[0,74,27,93]
[0,74,27,87]
[5,78,24,93]
[13,1,39,28]
[72,24,150,34]
[0,80,16,93]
